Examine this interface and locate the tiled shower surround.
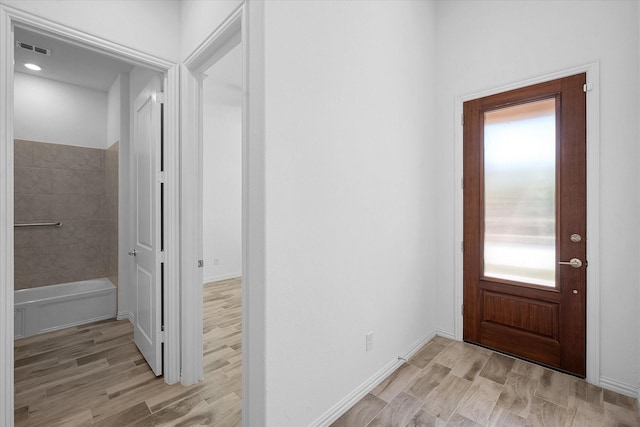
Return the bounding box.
[106,142,119,286]
[14,139,118,290]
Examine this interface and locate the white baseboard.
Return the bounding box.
[203,272,241,284]
[309,330,437,427]
[434,329,456,341]
[117,311,134,323]
[600,376,639,398]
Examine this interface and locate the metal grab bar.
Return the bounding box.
[14,221,63,228]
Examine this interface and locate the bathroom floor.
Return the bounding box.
[14,277,242,426]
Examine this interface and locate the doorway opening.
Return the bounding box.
[11,24,171,425]
[200,41,243,415]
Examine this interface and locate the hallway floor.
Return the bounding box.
[15,281,639,426]
[14,277,241,426]
[331,336,640,427]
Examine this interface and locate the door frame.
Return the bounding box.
[180,2,266,426]
[453,62,601,384]
[0,5,181,426]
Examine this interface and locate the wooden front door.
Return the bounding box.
[463,73,587,377]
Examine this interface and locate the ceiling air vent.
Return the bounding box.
[16,41,51,56]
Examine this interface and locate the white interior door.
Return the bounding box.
[131,77,163,376]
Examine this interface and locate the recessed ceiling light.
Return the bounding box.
[24,63,42,71]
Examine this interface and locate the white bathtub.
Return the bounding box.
[14,278,116,339]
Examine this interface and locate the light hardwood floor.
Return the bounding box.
[15,281,640,426]
[331,336,640,427]
[14,277,242,426]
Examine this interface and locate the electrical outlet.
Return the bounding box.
[213,258,219,266]
[366,331,373,352]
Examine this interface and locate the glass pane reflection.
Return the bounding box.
[483,98,556,287]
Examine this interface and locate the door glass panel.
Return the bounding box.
[483,98,556,287]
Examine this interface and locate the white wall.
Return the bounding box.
[263,1,437,425]
[202,48,242,283]
[1,0,180,62]
[108,73,131,318]
[14,72,107,148]
[180,0,242,60]
[435,0,639,393]
[107,74,122,146]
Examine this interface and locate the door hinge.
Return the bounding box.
[461,177,464,190]
[198,259,204,268]
[157,171,165,183]
[461,241,464,253]
[156,92,166,104]
[583,83,593,93]
[158,330,166,343]
[159,250,166,263]
[461,304,464,316]
[461,113,465,126]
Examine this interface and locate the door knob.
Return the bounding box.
[128,250,137,257]
[558,258,582,268]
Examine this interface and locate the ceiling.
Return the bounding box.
[14,26,134,92]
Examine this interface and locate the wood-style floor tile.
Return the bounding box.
[446,413,483,427]
[511,358,545,380]
[535,368,578,408]
[495,371,537,418]
[50,409,93,427]
[450,345,490,382]
[527,396,577,426]
[407,340,449,369]
[604,388,638,411]
[421,374,472,421]
[603,401,640,426]
[15,277,243,427]
[404,409,442,427]
[478,352,515,385]
[338,335,639,426]
[16,285,640,427]
[368,392,422,426]
[208,393,242,427]
[371,362,421,403]
[92,402,151,427]
[486,405,526,426]
[568,395,604,427]
[329,393,386,427]
[406,363,451,400]
[454,376,503,425]
[430,341,467,369]
[135,393,210,426]
[573,380,603,407]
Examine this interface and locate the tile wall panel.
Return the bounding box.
[14,140,117,290]
[106,142,119,286]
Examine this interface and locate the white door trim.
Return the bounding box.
[180,2,243,387]
[180,2,267,425]
[453,62,601,385]
[0,8,15,425]
[0,5,181,425]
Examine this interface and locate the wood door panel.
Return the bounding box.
[480,322,561,367]
[482,291,559,339]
